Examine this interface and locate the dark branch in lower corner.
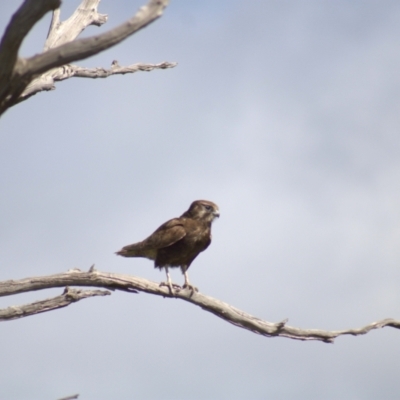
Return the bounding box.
[57,394,79,400]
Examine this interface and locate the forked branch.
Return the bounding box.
[1,269,399,343]
[0,286,110,321]
[0,0,174,115]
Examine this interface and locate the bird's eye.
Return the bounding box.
[204,205,212,211]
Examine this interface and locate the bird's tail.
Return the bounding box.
[115,245,139,257]
[115,242,156,259]
[115,248,130,256]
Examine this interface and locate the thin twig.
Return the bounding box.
[21,61,177,99]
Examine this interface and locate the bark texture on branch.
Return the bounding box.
[1,269,399,343]
[0,0,174,115]
[22,61,177,99]
[0,286,110,321]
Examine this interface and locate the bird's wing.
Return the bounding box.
[142,218,186,249]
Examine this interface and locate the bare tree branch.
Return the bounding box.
[0,286,111,321]
[1,269,399,342]
[0,0,60,77]
[72,60,178,78]
[0,0,61,99]
[0,0,173,115]
[21,61,177,100]
[19,0,169,77]
[44,0,107,51]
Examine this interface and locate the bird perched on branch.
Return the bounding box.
[116,200,220,293]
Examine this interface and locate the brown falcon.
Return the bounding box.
[116,200,219,293]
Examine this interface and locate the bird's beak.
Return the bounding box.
[213,210,220,218]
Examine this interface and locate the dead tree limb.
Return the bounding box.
[0,286,110,321]
[22,61,177,98]
[0,0,174,115]
[1,269,399,343]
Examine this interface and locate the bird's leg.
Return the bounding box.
[182,269,198,293]
[159,267,181,294]
[166,267,173,294]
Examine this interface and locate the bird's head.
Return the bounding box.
[183,200,220,223]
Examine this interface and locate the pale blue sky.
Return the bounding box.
[1,1,400,399]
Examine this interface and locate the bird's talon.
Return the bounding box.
[159,281,180,289]
[159,282,181,289]
[183,284,198,293]
[159,281,181,294]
